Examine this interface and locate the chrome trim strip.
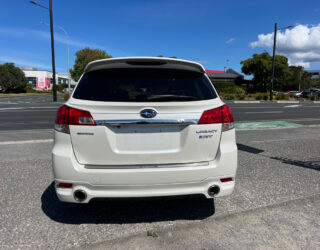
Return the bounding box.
[95,119,198,126]
[85,161,209,169]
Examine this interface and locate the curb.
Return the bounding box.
[233,101,260,104]
[276,101,300,103]
[313,101,320,103]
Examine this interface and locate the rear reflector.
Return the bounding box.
[55,105,96,133]
[198,105,234,131]
[220,177,233,183]
[58,182,73,188]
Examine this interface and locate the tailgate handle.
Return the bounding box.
[95,119,198,126]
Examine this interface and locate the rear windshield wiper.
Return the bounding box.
[147,95,197,102]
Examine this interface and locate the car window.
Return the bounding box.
[73,68,217,102]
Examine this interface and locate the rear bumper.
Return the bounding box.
[52,129,237,203]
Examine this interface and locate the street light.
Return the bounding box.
[270,23,294,101]
[29,0,57,102]
[40,21,70,95]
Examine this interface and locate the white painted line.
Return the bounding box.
[245,111,284,114]
[0,139,53,145]
[0,102,19,104]
[284,105,301,108]
[0,129,52,134]
[233,101,260,103]
[277,101,299,103]
[0,106,58,111]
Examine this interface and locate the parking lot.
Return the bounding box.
[0,95,320,249]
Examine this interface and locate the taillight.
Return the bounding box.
[55,105,96,133]
[198,105,234,131]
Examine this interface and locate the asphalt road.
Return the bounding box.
[0,95,320,130]
[0,126,319,249]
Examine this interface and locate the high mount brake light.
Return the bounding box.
[55,105,96,133]
[198,105,234,131]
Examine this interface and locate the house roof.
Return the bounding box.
[205,70,225,74]
[205,68,243,79]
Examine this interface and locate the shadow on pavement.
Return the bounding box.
[237,143,264,154]
[237,143,319,172]
[271,157,320,171]
[41,182,215,224]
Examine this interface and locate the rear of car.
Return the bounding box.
[52,57,238,203]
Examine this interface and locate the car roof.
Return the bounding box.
[84,57,205,74]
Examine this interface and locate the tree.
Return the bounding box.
[70,47,112,81]
[0,63,27,93]
[283,66,312,91]
[240,52,290,91]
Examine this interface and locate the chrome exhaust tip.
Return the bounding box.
[74,189,87,202]
[208,185,220,197]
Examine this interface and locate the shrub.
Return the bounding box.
[222,94,235,100]
[63,93,70,101]
[275,93,285,100]
[255,93,263,100]
[238,94,245,100]
[262,93,269,101]
[212,81,246,100]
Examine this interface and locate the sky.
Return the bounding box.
[0,0,320,75]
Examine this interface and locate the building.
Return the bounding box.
[205,68,244,82]
[20,67,71,90]
[306,70,320,79]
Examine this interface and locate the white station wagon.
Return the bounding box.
[52,57,238,203]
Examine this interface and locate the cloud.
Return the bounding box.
[0,56,51,69]
[249,24,320,68]
[226,38,235,44]
[0,27,128,57]
[0,26,104,49]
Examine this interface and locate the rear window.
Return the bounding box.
[73,68,217,102]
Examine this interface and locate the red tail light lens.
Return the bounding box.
[55,105,95,133]
[68,107,96,125]
[198,105,234,131]
[198,107,222,124]
[221,105,234,123]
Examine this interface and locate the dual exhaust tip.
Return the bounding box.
[74,189,87,202]
[208,185,220,197]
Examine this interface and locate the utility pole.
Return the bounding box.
[30,0,57,102]
[40,22,70,95]
[299,70,302,92]
[49,0,57,101]
[270,22,277,101]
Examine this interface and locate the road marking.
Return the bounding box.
[0,139,53,145]
[0,106,58,111]
[233,101,260,103]
[277,101,299,103]
[0,102,19,104]
[235,121,301,130]
[0,129,52,134]
[245,111,283,114]
[284,105,301,108]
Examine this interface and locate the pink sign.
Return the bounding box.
[37,77,45,89]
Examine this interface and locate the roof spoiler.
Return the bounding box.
[84,57,205,74]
